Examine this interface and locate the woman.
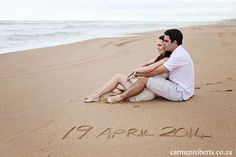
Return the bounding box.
[84,35,171,103]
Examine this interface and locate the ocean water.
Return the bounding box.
[0,21,217,54]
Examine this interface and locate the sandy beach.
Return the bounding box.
[0,22,235,157]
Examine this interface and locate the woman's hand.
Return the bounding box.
[126,72,136,81]
[135,72,144,77]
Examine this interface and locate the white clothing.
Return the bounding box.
[129,73,168,102]
[163,45,194,100]
[147,76,184,101]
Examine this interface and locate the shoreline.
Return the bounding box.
[0,20,222,56]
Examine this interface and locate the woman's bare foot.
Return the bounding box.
[106,95,123,103]
[84,95,100,103]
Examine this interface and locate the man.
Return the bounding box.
[107,29,194,103]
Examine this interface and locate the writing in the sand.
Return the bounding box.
[62,125,212,140]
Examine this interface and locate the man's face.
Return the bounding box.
[163,35,176,52]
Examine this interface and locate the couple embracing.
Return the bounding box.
[84,29,194,103]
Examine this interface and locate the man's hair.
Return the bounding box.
[164,29,183,45]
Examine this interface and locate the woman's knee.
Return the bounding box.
[138,77,148,84]
[113,73,125,80]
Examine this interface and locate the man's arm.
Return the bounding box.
[136,65,169,77]
[134,58,168,74]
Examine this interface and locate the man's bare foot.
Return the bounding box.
[106,95,123,103]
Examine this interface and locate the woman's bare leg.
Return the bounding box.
[85,87,102,99]
[107,77,148,103]
[84,73,131,103]
[85,84,125,99]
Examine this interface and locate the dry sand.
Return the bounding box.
[0,23,235,157]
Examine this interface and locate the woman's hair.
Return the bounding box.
[159,35,164,40]
[154,35,172,63]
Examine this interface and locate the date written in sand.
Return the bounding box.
[62,125,212,140]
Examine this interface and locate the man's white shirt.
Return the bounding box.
[163,45,195,100]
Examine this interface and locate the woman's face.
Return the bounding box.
[157,39,165,54]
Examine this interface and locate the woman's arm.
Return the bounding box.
[134,58,168,74]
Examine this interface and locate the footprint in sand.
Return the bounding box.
[205,81,222,85]
[115,38,143,47]
[212,89,233,93]
[226,77,236,81]
[199,78,235,92]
